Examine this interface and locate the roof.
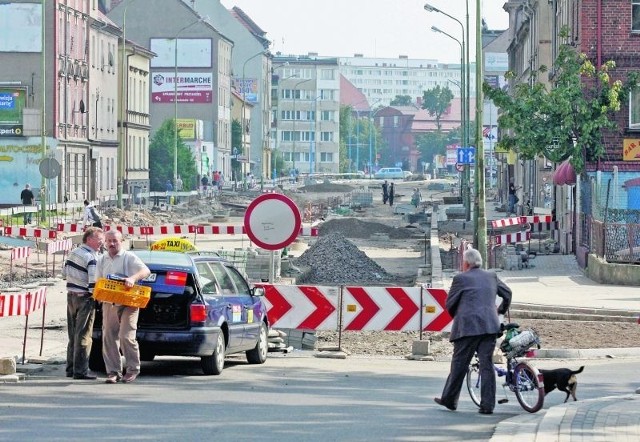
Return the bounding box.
[339,75,370,111]
[230,6,270,49]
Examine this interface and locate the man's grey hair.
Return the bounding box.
[463,247,483,268]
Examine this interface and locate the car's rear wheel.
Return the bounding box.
[201,332,225,375]
[246,322,268,364]
[89,338,105,373]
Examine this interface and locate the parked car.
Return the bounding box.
[402,170,413,180]
[374,167,405,179]
[89,250,269,375]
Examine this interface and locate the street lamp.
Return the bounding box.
[432,26,466,202]
[292,78,311,174]
[117,0,139,209]
[241,50,265,178]
[424,3,470,221]
[172,17,206,193]
[367,100,383,179]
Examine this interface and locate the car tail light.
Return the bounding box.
[190,304,207,323]
[166,271,187,286]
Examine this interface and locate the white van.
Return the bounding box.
[374,167,404,179]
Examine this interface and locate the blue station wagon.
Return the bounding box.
[90,250,269,375]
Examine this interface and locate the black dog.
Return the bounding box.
[539,366,584,402]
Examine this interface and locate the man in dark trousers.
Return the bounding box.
[381,180,389,204]
[20,183,35,224]
[434,247,511,415]
[388,182,395,206]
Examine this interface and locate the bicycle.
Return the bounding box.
[466,322,545,413]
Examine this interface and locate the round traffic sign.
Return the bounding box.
[39,157,61,179]
[244,194,302,250]
[455,163,464,172]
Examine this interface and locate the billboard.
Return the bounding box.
[151,72,213,103]
[0,138,58,205]
[150,38,212,68]
[176,119,196,140]
[0,88,26,137]
[0,3,42,52]
[233,78,259,104]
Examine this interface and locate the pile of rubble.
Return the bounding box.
[318,218,418,239]
[293,232,395,285]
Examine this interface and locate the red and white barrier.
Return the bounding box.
[0,287,47,318]
[262,284,339,330]
[10,246,31,260]
[54,223,319,237]
[491,217,524,228]
[3,226,57,239]
[494,231,531,245]
[262,284,453,332]
[47,238,73,254]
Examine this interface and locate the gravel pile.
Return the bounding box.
[318,218,417,239]
[293,232,395,285]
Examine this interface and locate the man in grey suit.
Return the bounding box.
[434,248,512,415]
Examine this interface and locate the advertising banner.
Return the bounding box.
[233,78,259,104]
[176,119,196,139]
[0,88,26,137]
[151,72,213,103]
[623,139,640,161]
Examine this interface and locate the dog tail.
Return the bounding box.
[572,366,585,375]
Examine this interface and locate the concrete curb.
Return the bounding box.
[534,347,640,359]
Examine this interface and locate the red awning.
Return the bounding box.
[553,160,576,186]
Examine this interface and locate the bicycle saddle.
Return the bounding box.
[501,322,520,331]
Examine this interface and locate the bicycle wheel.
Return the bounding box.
[466,362,482,408]
[513,362,545,413]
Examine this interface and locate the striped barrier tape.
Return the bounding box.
[10,246,31,260]
[0,287,47,318]
[54,223,319,237]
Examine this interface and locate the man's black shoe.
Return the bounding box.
[434,397,456,411]
[478,409,493,415]
[73,372,97,380]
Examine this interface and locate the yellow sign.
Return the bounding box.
[623,139,640,161]
[176,119,196,140]
[150,237,197,252]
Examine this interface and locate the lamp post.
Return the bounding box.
[474,0,487,265]
[368,102,383,179]
[172,18,205,193]
[432,26,466,210]
[292,78,311,174]
[117,0,138,209]
[424,2,470,221]
[241,51,265,178]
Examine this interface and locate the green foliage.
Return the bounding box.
[149,119,196,191]
[231,119,243,181]
[390,95,413,106]
[339,105,384,170]
[421,85,455,131]
[483,43,631,173]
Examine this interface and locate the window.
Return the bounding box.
[634,0,640,31]
[320,132,333,142]
[630,88,640,127]
[320,152,333,162]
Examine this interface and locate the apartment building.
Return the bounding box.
[272,56,341,174]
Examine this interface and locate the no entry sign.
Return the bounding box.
[244,194,302,250]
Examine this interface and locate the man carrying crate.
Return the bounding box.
[97,230,150,384]
[62,226,105,380]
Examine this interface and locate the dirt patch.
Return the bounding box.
[318,218,419,239]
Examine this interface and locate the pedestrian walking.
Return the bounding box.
[20,183,35,224]
[381,180,389,204]
[434,247,512,415]
[62,226,105,380]
[411,187,422,208]
[83,200,103,229]
[388,182,395,206]
[97,230,150,384]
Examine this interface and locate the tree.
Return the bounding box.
[231,119,243,182]
[421,85,454,131]
[149,119,196,191]
[483,36,635,173]
[390,95,413,106]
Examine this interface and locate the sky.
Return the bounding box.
[219,0,510,63]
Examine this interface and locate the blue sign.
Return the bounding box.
[456,147,475,165]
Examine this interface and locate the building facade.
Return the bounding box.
[272,56,341,174]
[338,54,476,106]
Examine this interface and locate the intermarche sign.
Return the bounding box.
[261,284,452,332]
